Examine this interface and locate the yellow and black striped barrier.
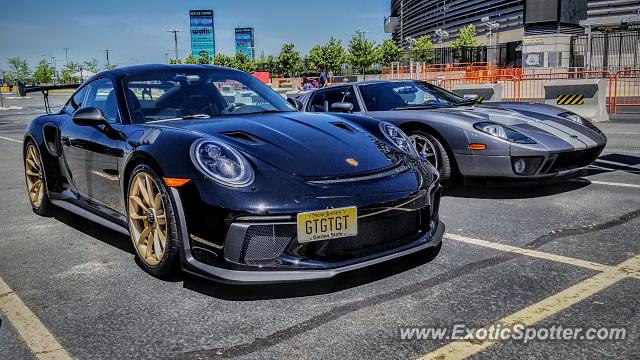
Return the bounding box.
[556,95,585,105]
[475,96,485,104]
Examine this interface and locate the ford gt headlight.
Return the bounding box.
[473,122,536,144]
[191,139,254,187]
[559,112,585,125]
[379,122,418,156]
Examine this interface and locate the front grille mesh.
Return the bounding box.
[240,225,295,265]
[239,209,427,265]
[547,147,603,173]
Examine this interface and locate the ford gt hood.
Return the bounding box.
[438,105,603,147]
[153,112,398,177]
[381,105,604,148]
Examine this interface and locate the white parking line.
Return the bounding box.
[444,233,616,273]
[419,253,640,360]
[589,180,640,189]
[0,277,72,359]
[0,135,21,143]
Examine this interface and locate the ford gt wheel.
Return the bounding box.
[24,142,50,215]
[127,164,179,276]
[409,131,452,181]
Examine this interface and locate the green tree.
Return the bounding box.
[322,37,346,73]
[380,39,403,66]
[256,54,280,75]
[410,36,436,63]
[33,59,55,84]
[450,24,478,48]
[213,54,237,68]
[198,53,212,64]
[184,54,199,64]
[7,57,31,83]
[169,59,182,64]
[104,63,118,70]
[277,43,302,77]
[304,45,324,72]
[60,62,80,84]
[234,52,257,73]
[347,31,380,74]
[83,58,99,74]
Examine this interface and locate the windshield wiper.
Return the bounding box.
[452,100,477,107]
[178,114,211,120]
[392,104,442,111]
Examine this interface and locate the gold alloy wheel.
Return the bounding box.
[128,172,168,266]
[25,144,45,208]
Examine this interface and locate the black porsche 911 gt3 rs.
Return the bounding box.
[23,64,443,283]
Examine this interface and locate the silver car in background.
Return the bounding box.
[297,80,607,183]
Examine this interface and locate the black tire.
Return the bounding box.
[408,130,453,182]
[24,141,51,216]
[127,164,180,277]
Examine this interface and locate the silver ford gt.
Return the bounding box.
[297,80,607,182]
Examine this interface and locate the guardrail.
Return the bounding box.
[613,69,640,113]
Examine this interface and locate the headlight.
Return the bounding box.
[379,122,417,156]
[559,112,585,125]
[191,139,254,188]
[473,122,536,144]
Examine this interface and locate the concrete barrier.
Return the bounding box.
[543,79,609,122]
[451,84,502,103]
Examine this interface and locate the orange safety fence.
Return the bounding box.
[519,71,613,113]
[613,69,640,113]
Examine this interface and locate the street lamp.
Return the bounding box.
[167,29,183,62]
[481,17,500,47]
[435,28,449,46]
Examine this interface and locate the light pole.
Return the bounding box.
[102,49,112,67]
[167,29,183,62]
[481,17,500,47]
[164,53,169,64]
[63,48,69,65]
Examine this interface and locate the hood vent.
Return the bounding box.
[222,131,258,144]
[330,122,356,133]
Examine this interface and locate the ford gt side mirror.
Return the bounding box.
[331,102,354,113]
[287,97,304,111]
[73,107,109,127]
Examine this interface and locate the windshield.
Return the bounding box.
[122,68,294,123]
[359,81,470,111]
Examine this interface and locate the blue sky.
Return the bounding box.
[0,0,390,71]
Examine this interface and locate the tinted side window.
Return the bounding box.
[85,78,119,123]
[308,87,350,112]
[63,87,88,114]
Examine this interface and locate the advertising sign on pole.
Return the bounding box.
[235,27,255,61]
[190,10,215,59]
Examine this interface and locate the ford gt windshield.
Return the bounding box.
[359,81,470,111]
[122,68,294,123]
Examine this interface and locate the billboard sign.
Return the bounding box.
[235,27,255,61]
[190,10,215,59]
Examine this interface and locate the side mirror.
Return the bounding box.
[330,102,354,113]
[287,97,304,111]
[463,94,480,102]
[73,107,109,127]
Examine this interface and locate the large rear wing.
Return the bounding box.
[22,84,80,114]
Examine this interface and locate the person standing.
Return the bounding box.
[318,64,329,88]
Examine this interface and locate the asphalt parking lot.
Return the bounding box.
[0,93,639,359]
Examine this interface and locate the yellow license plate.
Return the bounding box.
[296,207,358,243]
